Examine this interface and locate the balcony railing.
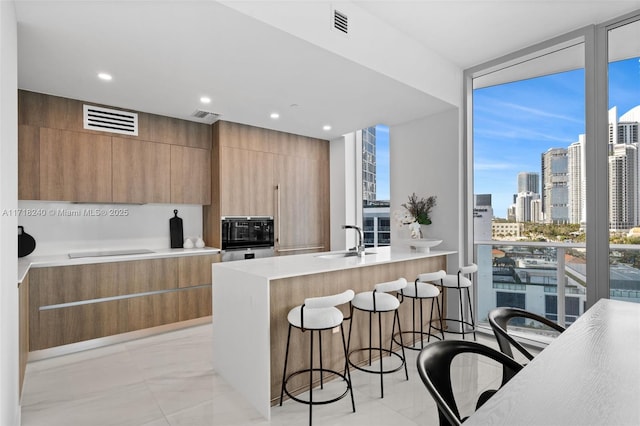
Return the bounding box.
[474,240,640,330]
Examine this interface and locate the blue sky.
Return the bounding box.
[375,124,390,200]
[473,57,640,218]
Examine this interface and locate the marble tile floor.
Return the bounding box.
[20,325,523,426]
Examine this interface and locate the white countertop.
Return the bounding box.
[18,247,221,284]
[213,245,456,280]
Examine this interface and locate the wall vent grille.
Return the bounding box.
[191,109,221,124]
[83,104,138,136]
[333,9,348,34]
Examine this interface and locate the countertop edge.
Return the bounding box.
[212,248,457,281]
[18,247,221,285]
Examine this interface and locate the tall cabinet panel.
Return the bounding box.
[204,121,329,254]
[39,128,112,202]
[18,125,40,200]
[170,145,211,205]
[112,137,171,203]
[275,155,327,253]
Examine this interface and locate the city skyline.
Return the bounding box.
[474,57,640,218]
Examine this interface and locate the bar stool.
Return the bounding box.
[347,277,408,398]
[393,270,446,350]
[279,289,356,426]
[435,264,477,340]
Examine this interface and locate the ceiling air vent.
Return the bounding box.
[191,109,221,124]
[333,9,348,35]
[83,104,138,136]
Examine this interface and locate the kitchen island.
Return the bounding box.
[212,245,456,419]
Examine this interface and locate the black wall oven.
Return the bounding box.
[221,216,274,261]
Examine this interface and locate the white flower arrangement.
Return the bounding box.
[393,193,437,239]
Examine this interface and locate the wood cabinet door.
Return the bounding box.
[220,147,275,216]
[112,137,171,203]
[275,155,327,252]
[18,125,40,200]
[39,128,112,202]
[170,145,211,205]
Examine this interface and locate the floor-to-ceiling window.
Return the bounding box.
[607,17,640,303]
[361,124,390,247]
[467,11,640,334]
[471,40,587,327]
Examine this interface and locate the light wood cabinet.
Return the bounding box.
[204,121,329,253]
[28,254,218,351]
[39,128,112,202]
[19,90,211,149]
[19,274,29,398]
[177,254,216,321]
[18,90,211,204]
[112,137,171,203]
[275,155,327,252]
[219,147,275,216]
[171,145,211,205]
[18,125,40,200]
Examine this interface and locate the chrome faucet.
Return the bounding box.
[342,225,365,256]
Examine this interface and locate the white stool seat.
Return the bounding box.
[442,275,472,288]
[288,306,344,329]
[352,291,400,312]
[402,282,440,298]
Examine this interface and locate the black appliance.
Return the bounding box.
[221,216,274,251]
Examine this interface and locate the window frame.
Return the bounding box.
[464,10,640,312]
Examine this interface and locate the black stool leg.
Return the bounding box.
[319,332,324,389]
[340,323,356,413]
[395,310,409,380]
[345,305,354,377]
[419,297,425,348]
[457,287,466,339]
[368,311,373,365]
[280,324,293,406]
[435,296,445,340]
[309,329,314,426]
[465,287,477,341]
[411,297,417,348]
[427,296,434,343]
[378,311,384,398]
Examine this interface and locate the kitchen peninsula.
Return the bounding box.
[212,245,455,419]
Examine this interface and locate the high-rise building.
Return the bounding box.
[609,143,638,231]
[607,105,640,231]
[568,135,586,225]
[362,126,376,202]
[515,191,540,222]
[618,106,640,144]
[542,147,569,224]
[517,172,539,194]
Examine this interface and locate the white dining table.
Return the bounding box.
[465,298,640,426]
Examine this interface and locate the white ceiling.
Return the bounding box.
[14,1,640,140]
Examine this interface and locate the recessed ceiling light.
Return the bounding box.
[323,125,332,131]
[200,96,211,104]
[97,72,112,81]
[270,112,280,119]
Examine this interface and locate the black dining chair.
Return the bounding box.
[488,307,566,362]
[416,339,523,426]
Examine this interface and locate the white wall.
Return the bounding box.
[17,202,203,256]
[221,1,462,108]
[330,133,359,251]
[0,1,20,424]
[391,107,464,331]
[390,108,461,270]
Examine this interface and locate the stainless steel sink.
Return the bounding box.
[315,251,376,259]
[68,249,155,258]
